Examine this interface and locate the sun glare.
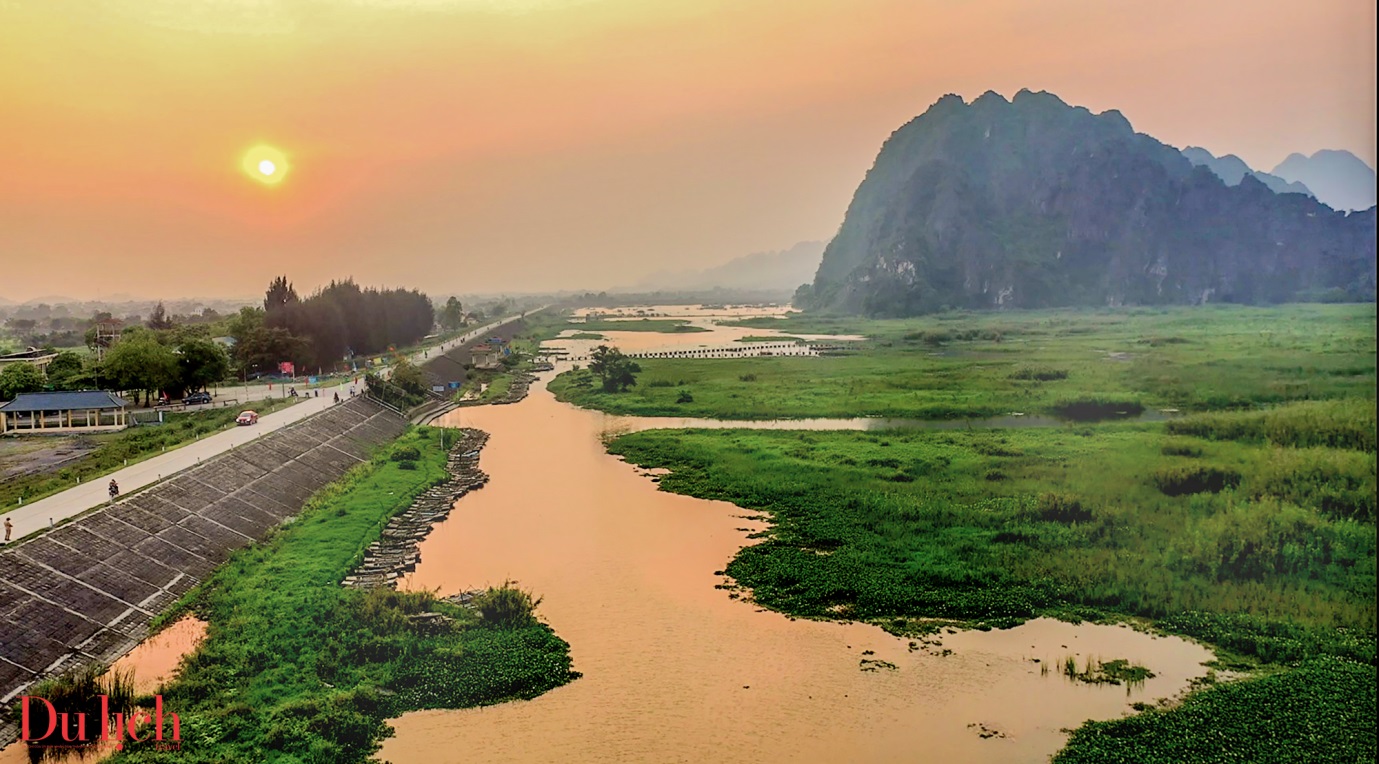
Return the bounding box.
[242,145,289,185]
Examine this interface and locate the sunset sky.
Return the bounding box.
[1,0,1374,302]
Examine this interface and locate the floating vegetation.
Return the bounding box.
[859,658,898,672]
[1058,656,1155,687]
[967,722,1007,739]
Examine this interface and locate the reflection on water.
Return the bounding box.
[110,616,207,695]
[382,373,1213,763]
[0,617,206,764]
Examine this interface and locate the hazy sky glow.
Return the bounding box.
[1,0,1374,301]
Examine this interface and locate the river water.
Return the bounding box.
[381,314,1213,764]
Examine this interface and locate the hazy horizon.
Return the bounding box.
[2,0,1374,302]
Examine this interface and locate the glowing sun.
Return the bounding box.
[242,144,290,185]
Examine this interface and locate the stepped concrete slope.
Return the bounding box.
[0,397,406,738]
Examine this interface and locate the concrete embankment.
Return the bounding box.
[0,397,407,744]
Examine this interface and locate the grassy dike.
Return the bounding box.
[110,427,577,763]
[605,401,1376,762]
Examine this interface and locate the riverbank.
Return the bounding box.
[380,374,1221,764]
[97,427,575,762]
[605,402,1376,761]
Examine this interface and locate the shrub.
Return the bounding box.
[1153,465,1241,496]
[676,391,694,404]
[1051,398,1145,421]
[1010,367,1069,381]
[1034,493,1093,523]
[1177,498,1336,582]
[1161,440,1204,457]
[1166,399,1376,452]
[390,445,421,462]
[1252,448,1377,521]
[471,584,541,629]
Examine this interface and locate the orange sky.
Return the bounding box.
[0,0,1374,302]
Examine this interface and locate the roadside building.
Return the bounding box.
[0,390,130,435]
[472,349,501,370]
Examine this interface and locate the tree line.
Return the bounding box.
[1,277,443,405]
[249,277,435,373]
[0,324,230,406]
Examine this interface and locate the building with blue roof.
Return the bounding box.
[0,390,130,435]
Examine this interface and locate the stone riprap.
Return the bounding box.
[344,429,489,589]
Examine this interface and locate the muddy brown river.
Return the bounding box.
[2,310,1213,764]
[380,313,1214,764]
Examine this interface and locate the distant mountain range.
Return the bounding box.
[1181,147,1312,196]
[634,240,825,292]
[1271,150,1377,212]
[799,90,1375,316]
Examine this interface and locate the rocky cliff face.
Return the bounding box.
[801,90,1376,316]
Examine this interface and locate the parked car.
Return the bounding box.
[235,411,259,426]
[185,391,213,405]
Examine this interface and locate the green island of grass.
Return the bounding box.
[549,304,1375,420]
[105,427,577,763]
[605,394,1376,760]
[564,318,709,334]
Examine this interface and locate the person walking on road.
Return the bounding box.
[108,479,120,503]
[3,517,12,543]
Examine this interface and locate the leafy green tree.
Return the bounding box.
[0,362,45,400]
[390,358,427,396]
[438,297,465,331]
[178,337,231,393]
[101,334,178,406]
[263,276,299,314]
[228,306,306,375]
[588,345,641,393]
[145,301,175,331]
[45,351,86,390]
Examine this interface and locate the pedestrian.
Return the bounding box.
[3,517,12,543]
[108,479,119,503]
[333,392,340,404]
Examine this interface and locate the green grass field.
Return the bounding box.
[608,409,1376,760]
[574,303,1376,760]
[107,428,577,763]
[550,304,1375,419]
[561,317,709,334]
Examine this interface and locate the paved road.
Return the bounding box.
[204,313,536,406]
[0,312,540,545]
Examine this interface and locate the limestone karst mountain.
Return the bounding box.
[1181,146,1312,197]
[1272,150,1377,212]
[799,90,1376,316]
